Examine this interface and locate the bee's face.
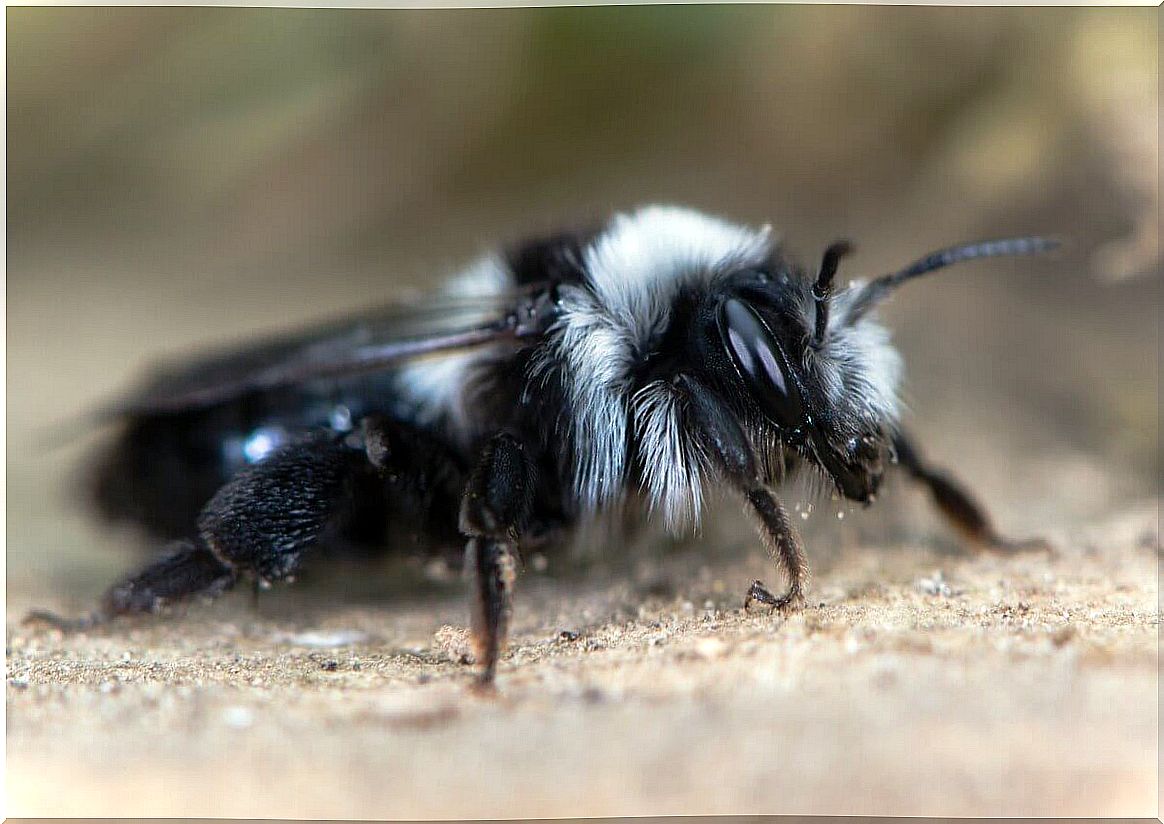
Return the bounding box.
[815,428,888,504]
[713,268,900,503]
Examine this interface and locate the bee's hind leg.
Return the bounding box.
[22,537,237,630]
[891,430,1051,554]
[100,432,365,617]
[459,433,536,688]
[102,539,238,616]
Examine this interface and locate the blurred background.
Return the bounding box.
[7,6,1159,600]
[7,8,1159,819]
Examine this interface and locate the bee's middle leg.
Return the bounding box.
[459,432,536,687]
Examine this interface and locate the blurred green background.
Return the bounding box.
[7,7,1159,601]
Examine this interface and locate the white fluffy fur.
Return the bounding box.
[802,282,903,434]
[550,205,773,520]
[391,254,513,437]
[632,379,711,531]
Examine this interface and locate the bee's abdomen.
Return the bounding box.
[90,411,245,538]
[88,380,387,539]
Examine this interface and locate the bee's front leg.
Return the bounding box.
[677,376,807,613]
[740,489,808,612]
[459,433,536,688]
[891,430,1052,554]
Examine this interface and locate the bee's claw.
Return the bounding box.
[744,580,804,614]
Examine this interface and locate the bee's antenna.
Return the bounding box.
[877,236,1059,290]
[811,240,854,346]
[852,235,1061,318]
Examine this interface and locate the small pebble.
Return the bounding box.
[433,625,474,663]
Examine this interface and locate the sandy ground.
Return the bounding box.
[7,493,1158,818]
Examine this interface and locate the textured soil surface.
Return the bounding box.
[7,497,1158,818]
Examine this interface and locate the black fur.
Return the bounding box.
[504,230,595,286]
[196,432,357,582]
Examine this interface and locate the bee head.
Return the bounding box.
[716,235,1057,502]
[716,271,896,503]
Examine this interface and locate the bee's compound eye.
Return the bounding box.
[718,298,801,425]
[721,300,787,394]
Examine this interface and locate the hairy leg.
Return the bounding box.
[893,430,1051,553]
[104,540,239,615]
[459,432,536,686]
[101,413,477,620]
[24,539,236,630]
[679,376,807,612]
[100,432,361,616]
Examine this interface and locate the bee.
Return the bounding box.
[72,205,1055,685]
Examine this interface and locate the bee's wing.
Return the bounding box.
[106,286,556,418]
